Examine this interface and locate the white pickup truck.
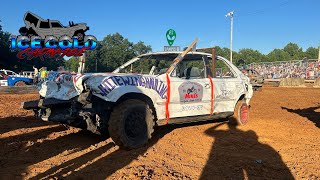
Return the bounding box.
[23,45,253,149]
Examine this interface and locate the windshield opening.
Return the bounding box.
[25,13,39,26]
[118,58,172,75]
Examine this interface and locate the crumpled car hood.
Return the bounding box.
[39,73,125,100]
[39,74,80,100]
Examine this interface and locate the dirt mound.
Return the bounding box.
[0,87,319,179]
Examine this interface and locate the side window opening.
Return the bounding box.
[174,58,206,79]
[51,22,63,28]
[40,21,50,28]
[207,57,236,78]
[155,60,172,75]
[119,59,171,75]
[214,59,236,78]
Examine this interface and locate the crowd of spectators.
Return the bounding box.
[246,60,320,79]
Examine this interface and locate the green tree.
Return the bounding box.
[133,41,152,55]
[99,33,135,72]
[234,48,267,64]
[283,42,304,60]
[199,46,237,61]
[213,46,232,59]
[81,33,152,73]
[65,57,79,72]
[84,41,102,72]
[305,47,318,59]
[267,49,291,62]
[0,21,18,70]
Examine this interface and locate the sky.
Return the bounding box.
[0,0,319,54]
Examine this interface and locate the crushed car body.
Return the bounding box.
[241,68,264,91]
[23,42,253,149]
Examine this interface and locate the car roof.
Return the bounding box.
[137,51,213,61]
[113,51,234,73]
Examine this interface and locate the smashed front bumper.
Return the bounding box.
[22,98,77,123]
[21,92,110,136]
[22,98,72,110]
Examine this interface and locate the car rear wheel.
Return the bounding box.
[15,81,26,86]
[108,99,155,149]
[231,100,249,125]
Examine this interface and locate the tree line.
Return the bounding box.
[211,44,318,66]
[0,21,318,73]
[66,33,152,72]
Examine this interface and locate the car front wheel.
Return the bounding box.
[108,99,155,149]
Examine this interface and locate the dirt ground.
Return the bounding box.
[0,87,319,179]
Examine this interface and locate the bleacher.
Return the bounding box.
[246,59,320,79]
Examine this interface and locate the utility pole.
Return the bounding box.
[226,10,234,64]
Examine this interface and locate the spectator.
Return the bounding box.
[57,66,65,72]
[248,59,320,79]
[57,66,70,74]
[33,65,39,84]
[39,67,48,82]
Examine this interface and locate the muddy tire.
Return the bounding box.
[108,99,155,149]
[15,81,26,86]
[231,100,249,125]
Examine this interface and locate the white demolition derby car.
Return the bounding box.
[23,48,253,149]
